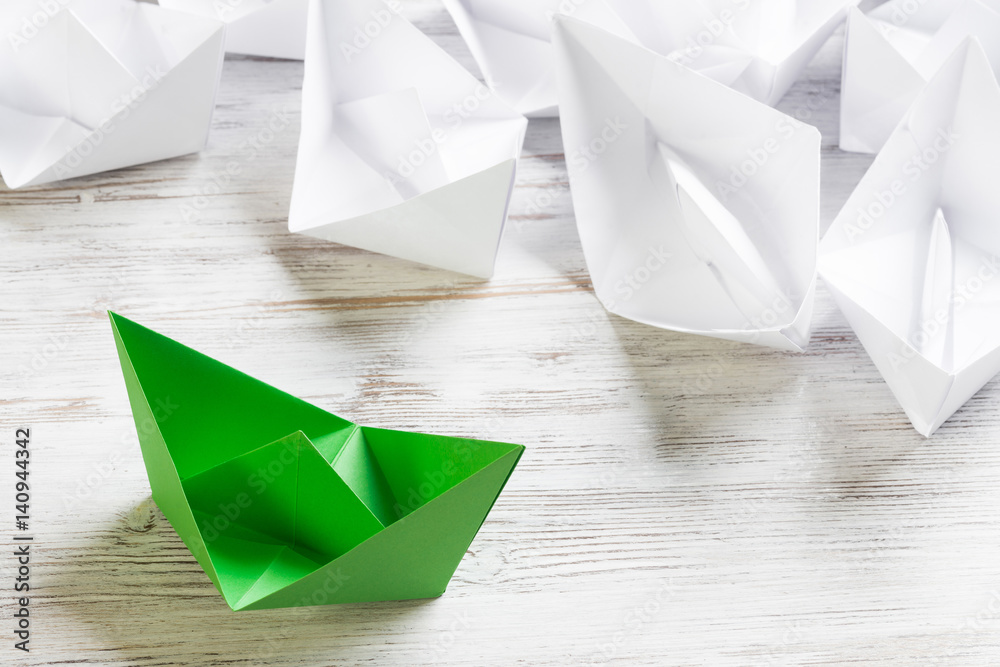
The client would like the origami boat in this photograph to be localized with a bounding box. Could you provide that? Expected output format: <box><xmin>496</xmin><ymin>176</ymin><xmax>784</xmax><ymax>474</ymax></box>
<box><xmin>109</xmin><ymin>312</ymin><xmax>524</xmax><ymax>610</ymax></box>
<box><xmin>0</xmin><ymin>0</ymin><xmax>225</xmax><ymax>188</ymax></box>
<box><xmin>822</xmin><ymin>39</ymin><xmax>1000</xmax><ymax>436</ymax></box>
<box><xmin>289</xmin><ymin>0</ymin><xmax>527</xmax><ymax>278</ymax></box>
<box><xmin>552</xmin><ymin>16</ymin><xmax>820</xmax><ymax>351</ymax></box>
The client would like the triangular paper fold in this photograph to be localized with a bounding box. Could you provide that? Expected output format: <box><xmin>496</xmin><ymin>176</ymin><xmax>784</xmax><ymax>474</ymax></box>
<box><xmin>108</xmin><ymin>312</ymin><xmax>524</xmax><ymax>610</ymax></box>
<box><xmin>288</xmin><ymin>0</ymin><xmax>527</xmax><ymax>278</ymax></box>
<box><xmin>553</xmin><ymin>16</ymin><xmax>820</xmax><ymax>351</ymax></box>
<box><xmin>840</xmin><ymin>0</ymin><xmax>1000</xmax><ymax>153</ymax></box>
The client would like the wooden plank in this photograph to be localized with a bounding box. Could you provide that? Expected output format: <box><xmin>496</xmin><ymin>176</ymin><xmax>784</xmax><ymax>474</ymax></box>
<box><xmin>2</xmin><ymin>2</ymin><xmax>999</xmax><ymax>664</ymax></box>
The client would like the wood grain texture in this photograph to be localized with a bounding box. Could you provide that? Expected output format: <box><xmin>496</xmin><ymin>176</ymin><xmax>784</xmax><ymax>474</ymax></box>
<box><xmin>3</xmin><ymin>1</ymin><xmax>1000</xmax><ymax>665</ymax></box>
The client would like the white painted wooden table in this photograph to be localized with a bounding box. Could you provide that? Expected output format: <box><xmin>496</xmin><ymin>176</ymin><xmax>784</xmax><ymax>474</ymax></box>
<box><xmin>4</xmin><ymin>2</ymin><xmax>1000</xmax><ymax>665</ymax></box>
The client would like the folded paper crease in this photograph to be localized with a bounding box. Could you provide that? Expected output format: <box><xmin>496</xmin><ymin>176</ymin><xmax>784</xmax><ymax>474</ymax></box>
<box><xmin>553</xmin><ymin>15</ymin><xmax>819</xmax><ymax>351</ymax></box>
<box><xmin>822</xmin><ymin>38</ymin><xmax>1000</xmax><ymax>435</ymax></box>
<box><xmin>840</xmin><ymin>0</ymin><xmax>1000</xmax><ymax>153</ymax></box>
<box><xmin>288</xmin><ymin>0</ymin><xmax>527</xmax><ymax>278</ymax></box>
<box><xmin>0</xmin><ymin>0</ymin><xmax>225</xmax><ymax>188</ymax></box>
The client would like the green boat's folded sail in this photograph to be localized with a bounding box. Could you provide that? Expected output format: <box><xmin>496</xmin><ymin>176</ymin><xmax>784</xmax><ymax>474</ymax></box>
<box><xmin>108</xmin><ymin>312</ymin><xmax>524</xmax><ymax>611</ymax></box>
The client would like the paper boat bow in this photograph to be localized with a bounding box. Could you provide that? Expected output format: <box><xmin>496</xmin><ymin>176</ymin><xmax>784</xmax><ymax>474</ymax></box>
<box><xmin>0</xmin><ymin>0</ymin><xmax>225</xmax><ymax>189</ymax></box>
<box><xmin>109</xmin><ymin>312</ymin><xmax>524</xmax><ymax>610</ymax></box>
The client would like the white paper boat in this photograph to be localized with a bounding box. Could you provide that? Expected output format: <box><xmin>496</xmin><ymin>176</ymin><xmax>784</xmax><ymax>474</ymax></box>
<box><xmin>288</xmin><ymin>0</ymin><xmax>527</xmax><ymax>278</ymax></box>
<box><xmin>822</xmin><ymin>38</ymin><xmax>1000</xmax><ymax>435</ymax></box>
<box><xmin>552</xmin><ymin>15</ymin><xmax>820</xmax><ymax>351</ymax></box>
<box><xmin>0</xmin><ymin>0</ymin><xmax>225</xmax><ymax>189</ymax></box>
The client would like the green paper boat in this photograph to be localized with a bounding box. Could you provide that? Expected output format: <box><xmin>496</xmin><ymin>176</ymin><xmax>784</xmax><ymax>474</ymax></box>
<box><xmin>108</xmin><ymin>312</ymin><xmax>524</xmax><ymax>611</ymax></box>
